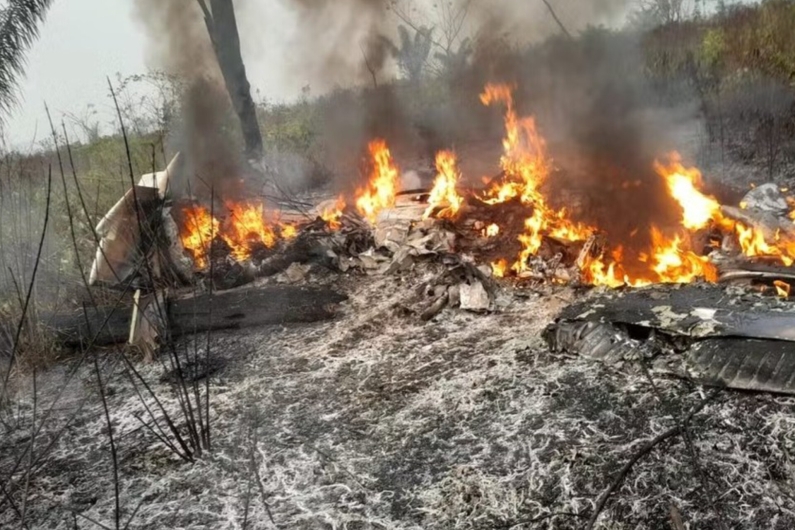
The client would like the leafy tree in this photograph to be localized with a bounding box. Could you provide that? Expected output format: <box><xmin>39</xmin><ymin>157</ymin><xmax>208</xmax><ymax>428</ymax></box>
<box><xmin>434</xmin><ymin>37</ymin><xmax>473</xmax><ymax>76</ymax></box>
<box><xmin>0</xmin><ymin>0</ymin><xmax>54</xmax><ymax>122</ymax></box>
<box><xmin>382</xmin><ymin>24</ymin><xmax>434</xmax><ymax>81</ymax></box>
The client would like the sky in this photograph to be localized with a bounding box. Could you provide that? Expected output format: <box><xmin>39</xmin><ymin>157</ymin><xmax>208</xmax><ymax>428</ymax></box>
<box><xmin>4</xmin><ymin>0</ymin><xmax>302</xmax><ymax>150</ymax></box>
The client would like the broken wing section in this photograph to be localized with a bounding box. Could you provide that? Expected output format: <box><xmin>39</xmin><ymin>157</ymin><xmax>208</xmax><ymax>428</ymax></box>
<box><xmin>89</xmin><ymin>154</ymin><xmax>183</xmax><ymax>287</ymax></box>
<box><xmin>547</xmin><ymin>285</ymin><xmax>795</xmax><ymax>395</ymax></box>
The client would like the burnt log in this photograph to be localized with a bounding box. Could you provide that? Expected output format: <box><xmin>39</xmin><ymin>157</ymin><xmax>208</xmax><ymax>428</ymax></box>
<box><xmin>44</xmin><ymin>285</ymin><xmax>347</xmax><ymax>348</ymax></box>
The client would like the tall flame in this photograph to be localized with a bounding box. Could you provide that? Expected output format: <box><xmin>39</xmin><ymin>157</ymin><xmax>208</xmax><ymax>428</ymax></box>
<box><xmin>179</xmin><ymin>205</ymin><xmax>219</xmax><ymax>270</ymax></box>
<box><xmin>481</xmin><ymin>83</ymin><xmax>594</xmax><ymax>273</ymax></box>
<box><xmin>356</xmin><ymin>139</ymin><xmax>400</xmax><ymax>224</ymax></box>
<box><xmin>480</xmin><ymin>83</ymin><xmax>549</xmax><ymax>206</ymax></box>
<box><xmin>424</xmin><ymin>150</ymin><xmax>464</xmax><ymax>219</ymax></box>
<box><xmin>655</xmin><ymin>154</ymin><xmax>722</xmax><ymax>230</ymax></box>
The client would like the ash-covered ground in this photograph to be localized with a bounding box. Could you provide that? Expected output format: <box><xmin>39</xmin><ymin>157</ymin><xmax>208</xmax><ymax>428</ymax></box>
<box><xmin>3</xmin><ymin>268</ymin><xmax>795</xmax><ymax>529</ymax></box>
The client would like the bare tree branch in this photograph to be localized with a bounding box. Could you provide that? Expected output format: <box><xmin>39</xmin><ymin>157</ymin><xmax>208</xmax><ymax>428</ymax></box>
<box><xmin>540</xmin><ymin>0</ymin><xmax>572</xmax><ymax>39</ymax></box>
<box><xmin>359</xmin><ymin>43</ymin><xmax>378</xmax><ymax>89</ymax></box>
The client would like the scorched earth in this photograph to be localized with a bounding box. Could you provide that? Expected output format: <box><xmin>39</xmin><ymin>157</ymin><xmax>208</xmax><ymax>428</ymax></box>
<box><xmin>4</xmin><ymin>268</ymin><xmax>795</xmax><ymax>530</ymax></box>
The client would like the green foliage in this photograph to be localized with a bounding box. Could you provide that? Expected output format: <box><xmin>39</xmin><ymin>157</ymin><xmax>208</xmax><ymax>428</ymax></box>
<box><xmin>381</xmin><ymin>25</ymin><xmax>435</xmax><ymax>81</ymax></box>
<box><xmin>434</xmin><ymin>37</ymin><xmax>473</xmax><ymax>77</ymax></box>
<box><xmin>700</xmin><ymin>28</ymin><xmax>726</xmax><ymax>68</ymax></box>
<box><xmin>0</xmin><ymin>0</ymin><xmax>54</xmax><ymax>122</ymax></box>
<box><xmin>259</xmin><ymin>100</ymin><xmax>318</xmax><ymax>154</ymax></box>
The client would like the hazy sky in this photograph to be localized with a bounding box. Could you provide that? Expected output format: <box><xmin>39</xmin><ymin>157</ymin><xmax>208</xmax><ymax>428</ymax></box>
<box><xmin>4</xmin><ymin>0</ymin><xmax>302</xmax><ymax>150</ymax></box>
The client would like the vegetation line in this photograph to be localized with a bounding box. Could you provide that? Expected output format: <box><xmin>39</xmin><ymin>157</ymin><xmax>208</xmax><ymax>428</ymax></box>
<box><xmin>0</xmin><ymin>166</ymin><xmax>52</xmax><ymax>402</ymax></box>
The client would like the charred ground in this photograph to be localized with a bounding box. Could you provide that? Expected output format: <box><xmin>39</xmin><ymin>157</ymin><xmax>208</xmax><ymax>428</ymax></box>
<box><xmin>3</xmin><ymin>269</ymin><xmax>795</xmax><ymax>529</ymax></box>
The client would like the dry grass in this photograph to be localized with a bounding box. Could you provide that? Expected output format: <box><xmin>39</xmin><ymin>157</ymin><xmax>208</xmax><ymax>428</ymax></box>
<box><xmin>1</xmin><ymin>269</ymin><xmax>794</xmax><ymax>529</ymax></box>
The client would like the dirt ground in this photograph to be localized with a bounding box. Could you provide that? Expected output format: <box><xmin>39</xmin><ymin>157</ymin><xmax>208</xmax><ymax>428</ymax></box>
<box><xmin>2</xmin><ymin>265</ymin><xmax>795</xmax><ymax>530</ymax></box>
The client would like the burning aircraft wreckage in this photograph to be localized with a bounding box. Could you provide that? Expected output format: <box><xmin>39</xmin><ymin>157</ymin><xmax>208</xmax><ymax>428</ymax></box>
<box><xmin>77</xmin><ymin>83</ymin><xmax>795</xmax><ymax>395</ymax></box>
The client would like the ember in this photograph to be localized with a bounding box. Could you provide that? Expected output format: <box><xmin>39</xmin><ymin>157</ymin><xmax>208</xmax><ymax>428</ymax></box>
<box><xmin>774</xmin><ymin>280</ymin><xmax>791</xmax><ymax>298</ymax></box>
<box><xmin>491</xmin><ymin>259</ymin><xmax>508</xmax><ymax>278</ymax></box>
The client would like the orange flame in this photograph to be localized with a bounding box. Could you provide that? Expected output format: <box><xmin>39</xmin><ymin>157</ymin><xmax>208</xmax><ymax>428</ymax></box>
<box><xmin>221</xmin><ymin>202</ymin><xmax>278</xmax><ymax>262</ymax></box>
<box><xmin>735</xmin><ymin>223</ymin><xmax>794</xmax><ymax>266</ymax></box>
<box><xmin>491</xmin><ymin>259</ymin><xmax>508</xmax><ymax>278</ymax></box>
<box><xmin>356</xmin><ymin>139</ymin><xmax>400</xmax><ymax>224</ymax></box>
<box><xmin>280</xmin><ymin>224</ymin><xmax>298</xmax><ymax>240</ymax></box>
<box><xmin>481</xmin><ymin>83</ymin><xmax>594</xmax><ymax>273</ymax></box>
<box><xmin>424</xmin><ymin>150</ymin><xmax>464</xmax><ymax>219</ymax></box>
<box><xmin>649</xmin><ymin>228</ymin><xmax>718</xmax><ymax>284</ymax></box>
<box><xmin>480</xmin><ymin>83</ymin><xmax>549</xmax><ymax>206</ymax></box>
<box><xmin>179</xmin><ymin>205</ymin><xmax>219</xmax><ymax>270</ymax></box>
<box><xmin>320</xmin><ymin>196</ymin><xmax>346</xmax><ymax>230</ymax></box>
<box><xmin>774</xmin><ymin>280</ymin><xmax>791</xmax><ymax>298</ymax></box>
<box><xmin>581</xmin><ymin>228</ymin><xmax>716</xmax><ymax>287</ymax></box>
<box><xmin>657</xmin><ymin>153</ymin><xmax>795</xmax><ymax>266</ymax></box>
<box><xmin>655</xmin><ymin>154</ymin><xmax>722</xmax><ymax>230</ymax></box>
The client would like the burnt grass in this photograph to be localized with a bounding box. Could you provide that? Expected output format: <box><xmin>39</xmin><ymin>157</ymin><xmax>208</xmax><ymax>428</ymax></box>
<box><xmin>2</xmin><ymin>271</ymin><xmax>795</xmax><ymax>529</ymax></box>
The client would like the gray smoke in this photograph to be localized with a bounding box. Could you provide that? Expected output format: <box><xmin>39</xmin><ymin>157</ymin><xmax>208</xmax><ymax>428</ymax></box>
<box><xmin>131</xmin><ymin>0</ymin><xmax>244</xmax><ymax>199</ymax></box>
<box><xmin>277</xmin><ymin>0</ymin><xmax>392</xmax><ymax>91</ymax></box>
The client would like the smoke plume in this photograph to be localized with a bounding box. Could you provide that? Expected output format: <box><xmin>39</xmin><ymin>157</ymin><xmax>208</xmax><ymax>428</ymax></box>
<box><xmin>277</xmin><ymin>0</ymin><xmax>392</xmax><ymax>92</ymax></box>
<box><xmin>131</xmin><ymin>0</ymin><xmax>244</xmax><ymax>199</ymax></box>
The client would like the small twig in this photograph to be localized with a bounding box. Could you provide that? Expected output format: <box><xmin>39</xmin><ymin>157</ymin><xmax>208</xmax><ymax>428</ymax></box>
<box><xmin>252</xmin><ymin>456</ymin><xmax>278</xmax><ymax>528</ymax></box>
<box><xmin>586</xmin><ymin>389</ymin><xmax>720</xmax><ymax>530</ymax></box>
<box><xmin>18</xmin><ymin>367</ymin><xmax>36</xmax><ymax>528</ymax></box>
<box><xmin>203</xmin><ymin>186</ymin><xmax>215</xmax><ymax>451</ymax></box>
<box><xmin>539</xmin><ymin>0</ymin><xmax>572</xmax><ymax>39</ymax></box>
<box><xmin>89</xmin><ymin>333</ymin><xmax>120</xmax><ymax>530</ymax></box>
<box><xmin>74</xmin><ymin>511</ymin><xmax>113</xmax><ymax>530</ymax></box>
<box><xmin>495</xmin><ymin>511</ymin><xmax>585</xmax><ymax>529</ymax></box>
<box><xmin>638</xmin><ymin>360</ymin><xmax>727</xmax><ymax>529</ymax></box>
<box><xmin>0</xmin><ymin>165</ymin><xmax>52</xmax><ymax>402</ymax></box>
<box><xmin>359</xmin><ymin>43</ymin><xmax>378</xmax><ymax>89</ymax></box>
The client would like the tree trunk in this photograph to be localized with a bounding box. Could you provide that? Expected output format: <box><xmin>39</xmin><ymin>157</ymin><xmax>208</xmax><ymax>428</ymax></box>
<box><xmin>45</xmin><ymin>284</ymin><xmax>347</xmax><ymax>348</ymax></box>
<box><xmin>204</xmin><ymin>0</ymin><xmax>263</xmax><ymax>161</ymax></box>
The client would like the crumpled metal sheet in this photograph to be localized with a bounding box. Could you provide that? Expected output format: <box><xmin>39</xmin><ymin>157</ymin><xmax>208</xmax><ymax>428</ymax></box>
<box><xmin>549</xmin><ymin>285</ymin><xmax>795</xmax><ymax>395</ymax></box>
<box><xmin>559</xmin><ymin>285</ymin><xmax>795</xmax><ymax>342</ymax></box>
<box><xmin>688</xmin><ymin>339</ymin><xmax>795</xmax><ymax>394</ymax></box>
<box><xmin>544</xmin><ymin>320</ymin><xmax>651</xmax><ymax>365</ymax></box>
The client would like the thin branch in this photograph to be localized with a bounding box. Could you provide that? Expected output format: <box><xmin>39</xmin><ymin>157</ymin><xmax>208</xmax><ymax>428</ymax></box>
<box><xmin>586</xmin><ymin>389</ymin><xmax>721</xmax><ymax>530</ymax></box>
<box><xmin>46</xmin><ymin>105</ymin><xmax>96</xmax><ymax>306</ymax></box>
<box><xmin>540</xmin><ymin>0</ymin><xmax>572</xmax><ymax>40</ymax></box>
<box><xmin>91</xmin><ymin>350</ymin><xmax>120</xmax><ymax>530</ymax></box>
<box><xmin>195</xmin><ymin>0</ymin><xmax>212</xmax><ymax>25</ymax></box>
<box><xmin>359</xmin><ymin>43</ymin><xmax>378</xmax><ymax>89</ymax></box>
<box><xmin>0</xmin><ymin>164</ymin><xmax>52</xmax><ymax>401</ymax></box>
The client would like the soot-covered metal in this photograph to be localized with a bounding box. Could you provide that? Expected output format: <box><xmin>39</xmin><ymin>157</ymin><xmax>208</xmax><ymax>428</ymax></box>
<box><xmin>545</xmin><ymin>284</ymin><xmax>795</xmax><ymax>394</ymax></box>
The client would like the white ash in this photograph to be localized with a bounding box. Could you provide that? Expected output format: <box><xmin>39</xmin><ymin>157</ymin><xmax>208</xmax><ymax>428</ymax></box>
<box><xmin>1</xmin><ymin>273</ymin><xmax>795</xmax><ymax>529</ymax></box>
